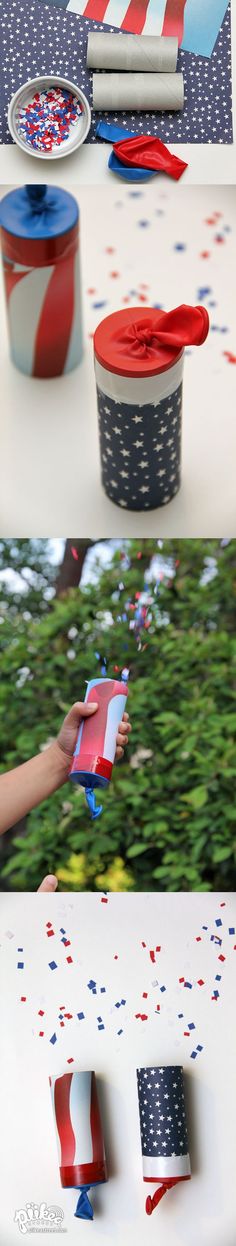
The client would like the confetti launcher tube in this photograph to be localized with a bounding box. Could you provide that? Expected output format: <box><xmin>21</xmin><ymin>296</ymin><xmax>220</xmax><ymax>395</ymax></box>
<box><xmin>93</xmin><ymin>72</ymin><xmax>184</xmax><ymax>112</ymax></box>
<box><xmin>94</xmin><ymin>304</ymin><xmax>209</xmax><ymax>512</ymax></box>
<box><xmin>87</xmin><ymin>33</ymin><xmax>178</xmax><ymax>73</ymax></box>
<box><xmin>49</xmin><ymin>1071</ymin><xmax>107</xmax><ymax>1220</ymax></box>
<box><xmin>137</xmin><ymin>1065</ymin><xmax>191</xmax><ymax>1216</ymax></box>
<box><xmin>0</xmin><ymin>184</ymin><xmax>83</xmax><ymax>378</ymax></box>
<box><xmin>70</xmin><ymin>677</ymin><xmax>128</xmax><ymax>817</ymax></box>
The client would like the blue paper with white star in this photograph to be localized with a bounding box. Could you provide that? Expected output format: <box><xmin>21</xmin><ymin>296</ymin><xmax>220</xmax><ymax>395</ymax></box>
<box><xmin>0</xmin><ymin>0</ymin><xmax>232</xmax><ymax>146</ymax></box>
<box><xmin>137</xmin><ymin>1066</ymin><xmax>189</xmax><ymax>1161</ymax></box>
<box><xmin>97</xmin><ymin>382</ymin><xmax>182</xmax><ymax>510</ymax></box>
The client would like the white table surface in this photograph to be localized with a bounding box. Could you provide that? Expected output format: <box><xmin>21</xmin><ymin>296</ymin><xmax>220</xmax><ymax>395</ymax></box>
<box><xmin>0</xmin><ymin>182</ymin><xmax>235</xmax><ymax>537</ymax></box>
<box><xmin>0</xmin><ymin>891</ymin><xmax>235</xmax><ymax>1246</ymax></box>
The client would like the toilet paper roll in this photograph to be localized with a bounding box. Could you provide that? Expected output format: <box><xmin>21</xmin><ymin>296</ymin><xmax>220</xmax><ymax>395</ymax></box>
<box><xmin>87</xmin><ymin>33</ymin><xmax>178</xmax><ymax>74</ymax></box>
<box><xmin>93</xmin><ymin>73</ymin><xmax>184</xmax><ymax>113</ymax></box>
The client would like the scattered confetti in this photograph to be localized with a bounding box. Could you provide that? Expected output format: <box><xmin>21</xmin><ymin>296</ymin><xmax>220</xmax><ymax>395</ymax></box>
<box><xmin>12</xmin><ymin>902</ymin><xmax>235</xmax><ymax>1076</ymax></box>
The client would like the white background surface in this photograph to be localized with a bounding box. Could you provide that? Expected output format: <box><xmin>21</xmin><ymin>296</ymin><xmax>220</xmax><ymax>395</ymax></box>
<box><xmin>0</xmin><ymin>182</ymin><xmax>235</xmax><ymax>537</ymax></box>
<box><xmin>0</xmin><ymin>0</ymin><xmax>235</xmax><ymax>186</ymax></box>
<box><xmin>0</xmin><ymin>891</ymin><xmax>235</xmax><ymax>1246</ymax></box>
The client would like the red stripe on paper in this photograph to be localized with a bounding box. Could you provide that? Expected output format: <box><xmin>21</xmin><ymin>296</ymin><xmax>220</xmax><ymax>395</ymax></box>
<box><xmin>121</xmin><ymin>0</ymin><xmax>150</xmax><ymax>34</ymax></box>
<box><xmin>162</xmin><ymin>0</ymin><xmax>187</xmax><ymax>43</ymax></box>
<box><xmin>83</xmin><ymin>0</ymin><xmax>109</xmax><ymax>18</ymax></box>
<box><xmin>1</xmin><ymin>224</ymin><xmax>78</xmax><ymax>269</ymax></box>
<box><xmin>76</xmin><ymin>682</ymin><xmax>115</xmax><ymax>761</ymax></box>
<box><xmin>54</xmin><ymin>1074</ymin><xmax>75</xmax><ymax>1167</ymax></box>
<box><xmin>90</xmin><ymin>1072</ymin><xmax>104</xmax><ymax>1164</ymax></box>
<box><xmin>3</xmin><ymin>268</ymin><xmax>31</xmax><ymax>302</ymax></box>
<box><xmin>33</xmin><ymin>253</ymin><xmax>75</xmax><ymax>378</ymax></box>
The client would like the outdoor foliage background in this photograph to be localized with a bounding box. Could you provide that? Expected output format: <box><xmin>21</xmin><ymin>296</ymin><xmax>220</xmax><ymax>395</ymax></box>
<box><xmin>0</xmin><ymin>538</ymin><xmax>235</xmax><ymax>892</ymax></box>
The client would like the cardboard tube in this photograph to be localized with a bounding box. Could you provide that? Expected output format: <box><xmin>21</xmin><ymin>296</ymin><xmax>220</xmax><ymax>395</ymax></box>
<box><xmin>87</xmin><ymin>33</ymin><xmax>178</xmax><ymax>74</ymax></box>
<box><xmin>93</xmin><ymin>72</ymin><xmax>184</xmax><ymax>113</ymax></box>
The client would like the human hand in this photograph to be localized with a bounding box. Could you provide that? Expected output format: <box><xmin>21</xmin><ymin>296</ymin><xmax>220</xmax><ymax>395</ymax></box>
<box><xmin>53</xmin><ymin>701</ymin><xmax>131</xmax><ymax>777</ymax></box>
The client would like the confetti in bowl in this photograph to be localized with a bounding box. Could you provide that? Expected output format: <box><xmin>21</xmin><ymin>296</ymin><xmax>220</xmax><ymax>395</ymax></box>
<box><xmin>8</xmin><ymin>75</ymin><xmax>91</xmax><ymax>160</ymax></box>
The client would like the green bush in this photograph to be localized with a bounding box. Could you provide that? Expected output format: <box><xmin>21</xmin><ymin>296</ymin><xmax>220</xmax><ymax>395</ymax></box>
<box><xmin>0</xmin><ymin>539</ymin><xmax>235</xmax><ymax>891</ymax></box>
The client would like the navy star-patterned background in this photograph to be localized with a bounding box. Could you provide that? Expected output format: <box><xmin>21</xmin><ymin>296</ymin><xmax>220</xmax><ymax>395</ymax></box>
<box><xmin>137</xmin><ymin>1066</ymin><xmax>189</xmax><ymax>1159</ymax></box>
<box><xmin>0</xmin><ymin>0</ymin><xmax>232</xmax><ymax>145</ymax></box>
<box><xmin>97</xmin><ymin>380</ymin><xmax>182</xmax><ymax>510</ymax></box>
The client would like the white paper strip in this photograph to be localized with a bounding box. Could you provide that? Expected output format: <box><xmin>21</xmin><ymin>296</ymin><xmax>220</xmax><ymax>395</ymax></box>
<box><xmin>94</xmin><ymin>354</ymin><xmax>184</xmax><ymax>406</ymax></box>
<box><xmin>87</xmin><ymin>33</ymin><xmax>178</xmax><ymax>74</ymax></box>
<box><xmin>93</xmin><ymin>72</ymin><xmax>184</xmax><ymax>112</ymax></box>
<box><xmin>143</xmin><ymin>1154</ymin><xmax>191</xmax><ymax>1179</ymax></box>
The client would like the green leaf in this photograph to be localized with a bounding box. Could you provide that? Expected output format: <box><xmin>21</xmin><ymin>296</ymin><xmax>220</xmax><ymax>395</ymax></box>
<box><xmin>127</xmin><ymin>843</ymin><xmax>150</xmax><ymax>858</ymax></box>
<box><xmin>212</xmin><ymin>846</ymin><xmax>234</xmax><ymax>863</ymax></box>
<box><xmin>181</xmin><ymin>786</ymin><xmax>208</xmax><ymax>810</ymax></box>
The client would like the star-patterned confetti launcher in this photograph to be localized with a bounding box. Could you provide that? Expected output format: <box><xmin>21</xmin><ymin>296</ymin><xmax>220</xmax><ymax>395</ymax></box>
<box><xmin>137</xmin><ymin>1065</ymin><xmax>191</xmax><ymax>1215</ymax></box>
<box><xmin>94</xmin><ymin>304</ymin><xmax>209</xmax><ymax>511</ymax></box>
<box><xmin>70</xmin><ymin>677</ymin><xmax>128</xmax><ymax>818</ymax></box>
<box><xmin>0</xmin><ymin>184</ymin><xmax>83</xmax><ymax>378</ymax></box>
<box><xmin>49</xmin><ymin>1070</ymin><xmax>107</xmax><ymax>1220</ymax></box>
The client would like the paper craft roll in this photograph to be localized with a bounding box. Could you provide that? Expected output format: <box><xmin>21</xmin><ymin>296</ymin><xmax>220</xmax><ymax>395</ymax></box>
<box><xmin>93</xmin><ymin>304</ymin><xmax>209</xmax><ymax>512</ymax></box>
<box><xmin>87</xmin><ymin>33</ymin><xmax>178</xmax><ymax>74</ymax></box>
<box><xmin>0</xmin><ymin>184</ymin><xmax>83</xmax><ymax>378</ymax></box>
<box><xmin>49</xmin><ymin>1070</ymin><xmax>107</xmax><ymax>1220</ymax></box>
<box><xmin>137</xmin><ymin>1065</ymin><xmax>191</xmax><ymax>1215</ymax></box>
<box><xmin>93</xmin><ymin>72</ymin><xmax>184</xmax><ymax>113</ymax></box>
<box><xmin>70</xmin><ymin>677</ymin><xmax>128</xmax><ymax>818</ymax></box>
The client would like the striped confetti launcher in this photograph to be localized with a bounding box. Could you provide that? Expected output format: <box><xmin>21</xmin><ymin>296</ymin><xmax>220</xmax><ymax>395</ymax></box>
<box><xmin>49</xmin><ymin>1071</ymin><xmax>107</xmax><ymax>1220</ymax></box>
<box><xmin>0</xmin><ymin>185</ymin><xmax>83</xmax><ymax>378</ymax></box>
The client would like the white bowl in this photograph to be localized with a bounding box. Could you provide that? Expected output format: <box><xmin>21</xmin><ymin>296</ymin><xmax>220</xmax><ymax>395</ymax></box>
<box><xmin>8</xmin><ymin>74</ymin><xmax>91</xmax><ymax>160</ymax></box>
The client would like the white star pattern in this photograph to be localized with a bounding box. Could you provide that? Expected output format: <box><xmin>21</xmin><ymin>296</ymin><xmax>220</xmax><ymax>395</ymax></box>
<box><xmin>137</xmin><ymin>1067</ymin><xmax>189</xmax><ymax>1163</ymax></box>
<box><xmin>97</xmin><ymin>381</ymin><xmax>182</xmax><ymax>511</ymax></box>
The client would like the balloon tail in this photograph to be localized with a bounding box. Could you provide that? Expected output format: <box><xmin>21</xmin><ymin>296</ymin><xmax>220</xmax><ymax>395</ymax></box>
<box><xmin>146</xmin><ymin>1183</ymin><xmax>170</xmax><ymax>1215</ymax></box>
<box><xmin>75</xmin><ymin>1188</ymin><xmax>93</xmax><ymax>1220</ymax></box>
<box><xmin>85</xmin><ymin>787</ymin><xmax>103</xmax><ymax>820</ymax></box>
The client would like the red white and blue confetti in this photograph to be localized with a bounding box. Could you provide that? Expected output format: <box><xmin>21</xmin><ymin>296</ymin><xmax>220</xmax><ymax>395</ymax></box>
<box><xmin>5</xmin><ymin>897</ymin><xmax>235</xmax><ymax>1067</ymax></box>
<box><xmin>16</xmin><ymin>86</ymin><xmax>82</xmax><ymax>152</ymax></box>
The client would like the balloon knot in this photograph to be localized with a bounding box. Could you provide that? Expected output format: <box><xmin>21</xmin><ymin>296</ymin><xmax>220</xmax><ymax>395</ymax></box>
<box><xmin>75</xmin><ymin>1188</ymin><xmax>93</xmax><ymax>1220</ymax></box>
<box><xmin>85</xmin><ymin>787</ymin><xmax>103</xmax><ymax>820</ymax></box>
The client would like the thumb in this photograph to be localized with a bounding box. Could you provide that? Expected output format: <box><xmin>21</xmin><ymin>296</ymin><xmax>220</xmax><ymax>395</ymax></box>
<box><xmin>57</xmin><ymin>701</ymin><xmax>99</xmax><ymax>759</ymax></box>
<box><xmin>64</xmin><ymin>701</ymin><xmax>98</xmax><ymax>727</ymax></box>
<box><xmin>38</xmin><ymin>875</ymin><xmax>58</xmax><ymax>892</ymax></box>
